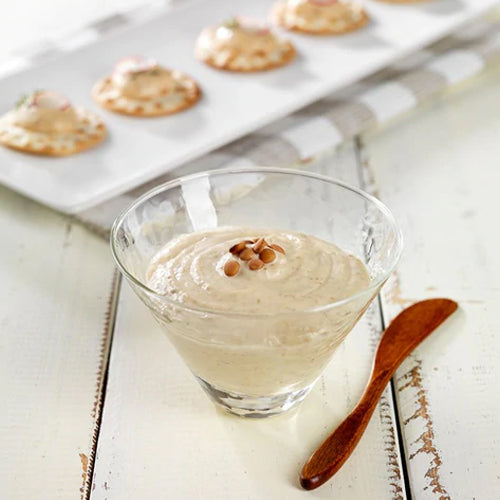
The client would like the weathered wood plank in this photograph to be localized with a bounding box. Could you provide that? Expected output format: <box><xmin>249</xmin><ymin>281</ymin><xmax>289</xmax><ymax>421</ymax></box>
<box><xmin>0</xmin><ymin>187</ymin><xmax>118</xmax><ymax>499</ymax></box>
<box><xmin>91</xmin><ymin>141</ymin><xmax>407</xmax><ymax>499</ymax></box>
<box><xmin>360</xmin><ymin>62</ymin><xmax>500</xmax><ymax>498</ymax></box>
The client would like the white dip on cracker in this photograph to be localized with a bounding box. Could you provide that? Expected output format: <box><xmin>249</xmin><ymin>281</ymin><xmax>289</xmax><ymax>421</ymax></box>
<box><xmin>272</xmin><ymin>0</ymin><xmax>369</xmax><ymax>35</ymax></box>
<box><xmin>0</xmin><ymin>90</ymin><xmax>106</xmax><ymax>156</ymax></box>
<box><xmin>195</xmin><ymin>17</ymin><xmax>296</xmax><ymax>72</ymax></box>
<box><xmin>92</xmin><ymin>56</ymin><xmax>201</xmax><ymax>116</ymax></box>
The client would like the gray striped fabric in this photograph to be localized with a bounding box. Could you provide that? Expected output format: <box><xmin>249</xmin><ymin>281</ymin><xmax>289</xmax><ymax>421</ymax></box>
<box><xmin>2</xmin><ymin>5</ymin><xmax>500</xmax><ymax>236</ymax></box>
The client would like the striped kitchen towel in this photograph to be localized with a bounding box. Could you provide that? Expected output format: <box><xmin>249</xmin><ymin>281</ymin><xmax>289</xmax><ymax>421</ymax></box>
<box><xmin>2</xmin><ymin>5</ymin><xmax>500</xmax><ymax>237</ymax></box>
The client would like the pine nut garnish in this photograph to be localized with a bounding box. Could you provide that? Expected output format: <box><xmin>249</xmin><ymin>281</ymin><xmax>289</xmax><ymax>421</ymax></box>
<box><xmin>253</xmin><ymin>238</ymin><xmax>267</xmax><ymax>253</ymax></box>
<box><xmin>248</xmin><ymin>258</ymin><xmax>264</xmax><ymax>271</ymax></box>
<box><xmin>224</xmin><ymin>260</ymin><xmax>240</xmax><ymax>277</ymax></box>
<box><xmin>260</xmin><ymin>248</ymin><xmax>276</xmax><ymax>263</ymax></box>
<box><xmin>239</xmin><ymin>248</ymin><xmax>255</xmax><ymax>261</ymax></box>
<box><xmin>229</xmin><ymin>241</ymin><xmax>247</xmax><ymax>255</ymax></box>
<box><xmin>225</xmin><ymin>237</ymin><xmax>284</xmax><ymax>275</ymax></box>
<box><xmin>270</xmin><ymin>243</ymin><xmax>285</xmax><ymax>255</ymax></box>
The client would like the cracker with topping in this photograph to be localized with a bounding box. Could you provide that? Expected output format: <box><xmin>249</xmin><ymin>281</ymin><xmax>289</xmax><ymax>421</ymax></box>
<box><xmin>0</xmin><ymin>90</ymin><xmax>106</xmax><ymax>156</ymax></box>
<box><xmin>272</xmin><ymin>0</ymin><xmax>369</xmax><ymax>35</ymax></box>
<box><xmin>195</xmin><ymin>17</ymin><xmax>296</xmax><ymax>72</ymax></box>
<box><xmin>375</xmin><ymin>0</ymin><xmax>431</xmax><ymax>3</ymax></box>
<box><xmin>92</xmin><ymin>56</ymin><xmax>201</xmax><ymax>117</ymax></box>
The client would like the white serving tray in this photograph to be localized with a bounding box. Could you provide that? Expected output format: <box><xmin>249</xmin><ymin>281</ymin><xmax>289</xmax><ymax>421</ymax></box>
<box><xmin>0</xmin><ymin>0</ymin><xmax>497</xmax><ymax>213</ymax></box>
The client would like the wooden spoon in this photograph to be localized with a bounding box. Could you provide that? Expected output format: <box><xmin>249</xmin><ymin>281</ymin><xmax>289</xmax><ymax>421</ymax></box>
<box><xmin>300</xmin><ymin>298</ymin><xmax>458</xmax><ymax>490</ymax></box>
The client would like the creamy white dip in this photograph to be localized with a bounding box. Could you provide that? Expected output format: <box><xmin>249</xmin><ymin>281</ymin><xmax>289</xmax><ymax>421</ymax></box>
<box><xmin>145</xmin><ymin>227</ymin><xmax>372</xmax><ymax>396</ymax></box>
<box><xmin>146</xmin><ymin>227</ymin><xmax>369</xmax><ymax>313</ymax></box>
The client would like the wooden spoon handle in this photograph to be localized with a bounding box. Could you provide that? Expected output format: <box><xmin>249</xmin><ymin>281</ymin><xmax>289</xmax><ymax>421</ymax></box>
<box><xmin>300</xmin><ymin>298</ymin><xmax>458</xmax><ymax>490</ymax></box>
<box><xmin>300</xmin><ymin>370</ymin><xmax>389</xmax><ymax>490</ymax></box>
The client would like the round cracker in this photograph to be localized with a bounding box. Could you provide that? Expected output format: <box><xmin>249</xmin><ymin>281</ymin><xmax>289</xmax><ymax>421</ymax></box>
<box><xmin>374</xmin><ymin>0</ymin><xmax>432</xmax><ymax>3</ymax></box>
<box><xmin>0</xmin><ymin>108</ymin><xmax>106</xmax><ymax>157</ymax></box>
<box><xmin>92</xmin><ymin>72</ymin><xmax>201</xmax><ymax>117</ymax></box>
<box><xmin>196</xmin><ymin>43</ymin><xmax>296</xmax><ymax>72</ymax></box>
<box><xmin>272</xmin><ymin>2</ymin><xmax>369</xmax><ymax>35</ymax></box>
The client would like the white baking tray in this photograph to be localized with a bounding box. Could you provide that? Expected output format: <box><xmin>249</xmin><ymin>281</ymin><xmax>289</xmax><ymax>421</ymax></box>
<box><xmin>0</xmin><ymin>0</ymin><xmax>497</xmax><ymax>213</ymax></box>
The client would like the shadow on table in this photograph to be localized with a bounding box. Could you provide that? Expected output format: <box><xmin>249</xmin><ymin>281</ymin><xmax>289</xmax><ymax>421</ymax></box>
<box><xmin>217</xmin><ymin>388</ymin><xmax>342</xmax><ymax>492</ymax></box>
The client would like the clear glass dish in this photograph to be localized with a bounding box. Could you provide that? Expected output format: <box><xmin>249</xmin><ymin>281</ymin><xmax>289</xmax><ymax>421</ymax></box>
<box><xmin>111</xmin><ymin>167</ymin><xmax>402</xmax><ymax>417</ymax></box>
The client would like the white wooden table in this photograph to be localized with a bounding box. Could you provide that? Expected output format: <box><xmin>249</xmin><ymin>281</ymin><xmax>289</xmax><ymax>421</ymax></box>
<box><xmin>2</xmin><ymin>6</ymin><xmax>500</xmax><ymax>498</ymax></box>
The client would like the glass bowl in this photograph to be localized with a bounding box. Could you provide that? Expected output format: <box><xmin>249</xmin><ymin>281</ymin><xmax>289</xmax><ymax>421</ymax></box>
<box><xmin>111</xmin><ymin>167</ymin><xmax>402</xmax><ymax>417</ymax></box>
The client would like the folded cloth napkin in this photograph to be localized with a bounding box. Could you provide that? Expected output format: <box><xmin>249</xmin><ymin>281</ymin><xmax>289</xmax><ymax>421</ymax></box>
<box><xmin>3</xmin><ymin>6</ymin><xmax>500</xmax><ymax>238</ymax></box>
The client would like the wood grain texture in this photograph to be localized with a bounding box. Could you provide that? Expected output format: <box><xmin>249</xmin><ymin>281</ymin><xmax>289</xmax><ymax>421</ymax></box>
<box><xmin>90</xmin><ymin>141</ymin><xmax>407</xmax><ymax>499</ymax></box>
<box><xmin>0</xmin><ymin>187</ymin><xmax>118</xmax><ymax>499</ymax></box>
<box><xmin>360</xmin><ymin>62</ymin><xmax>500</xmax><ymax>498</ymax></box>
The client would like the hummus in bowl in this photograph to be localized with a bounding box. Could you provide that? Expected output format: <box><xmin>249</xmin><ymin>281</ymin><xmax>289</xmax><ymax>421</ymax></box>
<box><xmin>111</xmin><ymin>167</ymin><xmax>402</xmax><ymax>417</ymax></box>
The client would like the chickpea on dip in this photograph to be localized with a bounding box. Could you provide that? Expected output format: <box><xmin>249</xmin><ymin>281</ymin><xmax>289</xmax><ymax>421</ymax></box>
<box><xmin>272</xmin><ymin>0</ymin><xmax>369</xmax><ymax>35</ymax></box>
<box><xmin>0</xmin><ymin>90</ymin><xmax>106</xmax><ymax>156</ymax></box>
<box><xmin>92</xmin><ymin>56</ymin><xmax>201</xmax><ymax>116</ymax></box>
<box><xmin>145</xmin><ymin>227</ymin><xmax>371</xmax><ymax>400</ymax></box>
<box><xmin>195</xmin><ymin>17</ymin><xmax>296</xmax><ymax>72</ymax></box>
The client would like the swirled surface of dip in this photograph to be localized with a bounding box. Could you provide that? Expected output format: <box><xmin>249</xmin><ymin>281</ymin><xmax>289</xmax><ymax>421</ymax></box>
<box><xmin>146</xmin><ymin>227</ymin><xmax>369</xmax><ymax>313</ymax></box>
<box><xmin>144</xmin><ymin>227</ymin><xmax>372</xmax><ymax>397</ymax></box>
